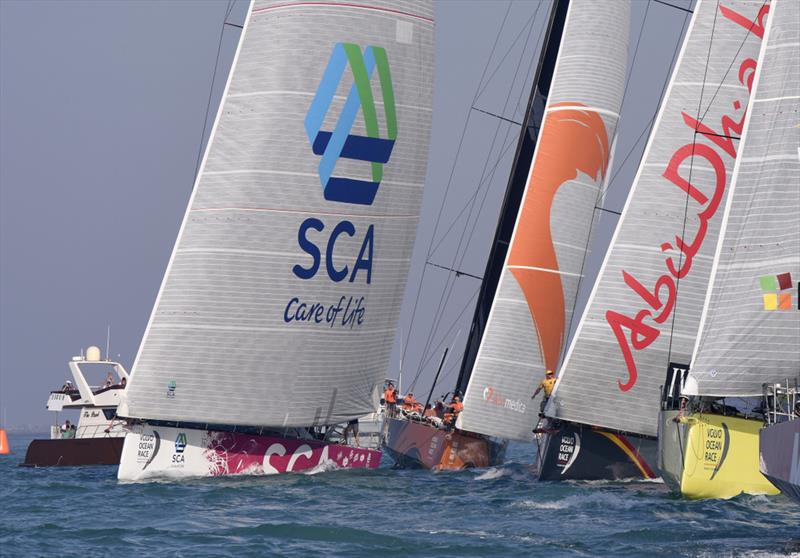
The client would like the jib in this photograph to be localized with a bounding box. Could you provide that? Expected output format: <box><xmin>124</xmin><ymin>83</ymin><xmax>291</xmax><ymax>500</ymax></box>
<box><xmin>293</xmin><ymin>218</ymin><xmax>374</xmax><ymax>283</ymax></box>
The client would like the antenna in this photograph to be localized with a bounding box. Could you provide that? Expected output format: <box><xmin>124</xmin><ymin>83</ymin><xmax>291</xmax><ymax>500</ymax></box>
<box><xmin>106</xmin><ymin>325</ymin><xmax>111</xmax><ymax>362</ymax></box>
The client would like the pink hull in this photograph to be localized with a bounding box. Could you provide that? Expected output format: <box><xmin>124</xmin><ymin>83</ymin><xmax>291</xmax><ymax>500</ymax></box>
<box><xmin>205</xmin><ymin>431</ymin><xmax>382</xmax><ymax>475</ymax></box>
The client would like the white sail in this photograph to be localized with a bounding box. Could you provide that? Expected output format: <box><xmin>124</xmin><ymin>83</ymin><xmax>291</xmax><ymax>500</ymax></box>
<box><xmin>685</xmin><ymin>0</ymin><xmax>799</xmax><ymax>397</ymax></box>
<box><xmin>457</xmin><ymin>0</ymin><xmax>630</xmax><ymax>441</ymax></box>
<box><xmin>548</xmin><ymin>0</ymin><xmax>769</xmax><ymax>437</ymax></box>
<box><xmin>118</xmin><ymin>0</ymin><xmax>434</xmax><ymax>428</ymax></box>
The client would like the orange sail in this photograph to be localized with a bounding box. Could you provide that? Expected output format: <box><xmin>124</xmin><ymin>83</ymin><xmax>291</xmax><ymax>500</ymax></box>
<box><xmin>508</xmin><ymin>103</ymin><xmax>609</xmax><ymax>373</ymax></box>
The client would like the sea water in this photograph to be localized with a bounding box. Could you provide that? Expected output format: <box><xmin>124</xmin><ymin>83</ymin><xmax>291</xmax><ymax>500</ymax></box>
<box><xmin>1</xmin><ymin>433</ymin><xmax>798</xmax><ymax>557</ymax></box>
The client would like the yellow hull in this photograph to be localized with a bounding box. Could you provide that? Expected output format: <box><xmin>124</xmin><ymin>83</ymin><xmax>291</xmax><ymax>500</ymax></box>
<box><xmin>660</xmin><ymin>412</ymin><xmax>779</xmax><ymax>499</ymax></box>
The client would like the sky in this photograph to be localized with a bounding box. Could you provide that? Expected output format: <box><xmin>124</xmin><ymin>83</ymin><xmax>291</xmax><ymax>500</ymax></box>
<box><xmin>0</xmin><ymin>0</ymin><xmax>693</xmax><ymax>430</ymax></box>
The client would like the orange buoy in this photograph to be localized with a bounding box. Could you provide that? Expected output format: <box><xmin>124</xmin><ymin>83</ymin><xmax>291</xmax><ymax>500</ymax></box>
<box><xmin>0</xmin><ymin>428</ymin><xmax>9</xmax><ymax>455</ymax></box>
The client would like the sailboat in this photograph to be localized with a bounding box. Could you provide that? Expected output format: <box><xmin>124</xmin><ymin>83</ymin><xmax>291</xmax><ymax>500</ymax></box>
<box><xmin>760</xmin><ymin>381</ymin><xmax>800</xmax><ymax>504</ymax></box>
<box><xmin>384</xmin><ymin>0</ymin><xmax>631</xmax><ymax>470</ymax></box>
<box><xmin>658</xmin><ymin>0</ymin><xmax>798</xmax><ymax>499</ymax></box>
<box><xmin>116</xmin><ymin>0</ymin><xmax>435</xmax><ymax>480</ymax></box>
<box><xmin>540</xmin><ymin>0</ymin><xmax>767</xmax><ymax>480</ymax></box>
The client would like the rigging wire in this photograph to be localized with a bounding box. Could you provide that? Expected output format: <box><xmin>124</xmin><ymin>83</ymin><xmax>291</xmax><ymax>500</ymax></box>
<box><xmin>666</xmin><ymin>0</ymin><xmax>720</xmax><ymax>364</ymax></box>
<box><xmin>192</xmin><ymin>0</ymin><xmax>238</xmax><ymax>181</ymax></box>
<box><xmin>410</xmin><ymin>3</ymin><xmax>543</xmax><ymax>391</ymax></box>
<box><xmin>399</xmin><ymin>1</ymin><xmax>514</xmax><ymax>376</ymax></box>
<box><xmin>666</xmin><ymin>0</ymin><xmax>768</xmax><ymax>365</ymax></box>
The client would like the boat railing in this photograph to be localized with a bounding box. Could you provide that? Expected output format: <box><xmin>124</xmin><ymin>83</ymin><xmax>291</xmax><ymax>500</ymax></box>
<box><xmin>76</xmin><ymin>423</ymin><xmax>125</xmax><ymax>439</ymax></box>
<box><xmin>763</xmin><ymin>378</ymin><xmax>799</xmax><ymax>426</ymax></box>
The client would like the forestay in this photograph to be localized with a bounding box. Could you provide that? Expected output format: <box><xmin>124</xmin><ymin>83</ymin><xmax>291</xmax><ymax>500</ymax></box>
<box><xmin>685</xmin><ymin>0</ymin><xmax>799</xmax><ymax>397</ymax></box>
<box><xmin>119</xmin><ymin>0</ymin><xmax>434</xmax><ymax>427</ymax></box>
<box><xmin>458</xmin><ymin>0</ymin><xmax>630</xmax><ymax>441</ymax></box>
<box><xmin>548</xmin><ymin>0</ymin><xmax>768</xmax><ymax>437</ymax></box>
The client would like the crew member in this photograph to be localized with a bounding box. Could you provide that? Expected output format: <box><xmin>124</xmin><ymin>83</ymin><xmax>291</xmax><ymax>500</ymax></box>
<box><xmin>444</xmin><ymin>396</ymin><xmax>463</xmax><ymax>428</ymax></box>
<box><xmin>402</xmin><ymin>392</ymin><xmax>419</xmax><ymax>413</ymax></box>
<box><xmin>384</xmin><ymin>383</ymin><xmax>397</xmax><ymax>417</ymax></box>
<box><xmin>343</xmin><ymin>418</ymin><xmax>360</xmax><ymax>447</ymax></box>
<box><xmin>532</xmin><ymin>369</ymin><xmax>556</xmax><ymax>416</ymax></box>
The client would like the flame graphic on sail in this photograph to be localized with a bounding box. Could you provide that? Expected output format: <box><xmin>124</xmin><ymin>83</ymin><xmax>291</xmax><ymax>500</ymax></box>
<box><xmin>508</xmin><ymin>103</ymin><xmax>610</xmax><ymax>373</ymax></box>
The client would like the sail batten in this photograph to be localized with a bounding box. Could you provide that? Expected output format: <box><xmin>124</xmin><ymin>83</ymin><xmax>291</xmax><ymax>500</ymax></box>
<box><xmin>119</xmin><ymin>0</ymin><xmax>434</xmax><ymax>428</ymax></box>
<box><xmin>457</xmin><ymin>0</ymin><xmax>631</xmax><ymax>442</ymax></box>
<box><xmin>548</xmin><ymin>0</ymin><xmax>769</xmax><ymax>437</ymax></box>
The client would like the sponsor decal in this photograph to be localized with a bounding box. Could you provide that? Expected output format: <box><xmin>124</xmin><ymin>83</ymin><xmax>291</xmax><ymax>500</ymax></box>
<box><xmin>482</xmin><ymin>386</ymin><xmax>526</xmax><ymax>414</ymax></box>
<box><xmin>607</xmin><ymin>3</ymin><xmax>769</xmax><ymax>392</ymax></box>
<box><xmin>556</xmin><ymin>433</ymin><xmax>580</xmax><ymax>475</ymax></box>
<box><xmin>136</xmin><ymin>432</ymin><xmax>160</xmax><ymax>471</ymax></box>
<box><xmin>305</xmin><ymin>42</ymin><xmax>397</xmax><ymax>205</ymax></box>
<box><xmin>507</xmin><ymin>103</ymin><xmax>611</xmax><ymax>376</ymax></box>
<box><xmin>175</xmin><ymin>433</ymin><xmax>187</xmax><ymax>453</ymax></box>
<box><xmin>172</xmin><ymin>432</ymin><xmax>187</xmax><ymax>466</ymax></box>
<box><xmin>704</xmin><ymin>422</ymin><xmax>730</xmax><ymax>480</ymax></box>
<box><xmin>166</xmin><ymin>380</ymin><xmax>176</xmax><ymax>399</ymax></box>
<box><xmin>284</xmin><ymin>42</ymin><xmax>398</xmax><ymax>330</ymax></box>
<box><xmin>759</xmin><ymin>272</ymin><xmax>797</xmax><ymax>311</ymax></box>
<box><xmin>200</xmin><ymin>432</ymin><xmax>379</xmax><ymax>476</ymax></box>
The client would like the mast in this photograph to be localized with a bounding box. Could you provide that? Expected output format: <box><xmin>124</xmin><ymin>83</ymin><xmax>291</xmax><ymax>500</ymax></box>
<box><xmin>455</xmin><ymin>0</ymin><xmax>569</xmax><ymax>396</ymax></box>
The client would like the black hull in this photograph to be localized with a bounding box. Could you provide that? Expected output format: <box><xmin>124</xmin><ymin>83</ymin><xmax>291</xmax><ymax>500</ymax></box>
<box><xmin>23</xmin><ymin>437</ymin><xmax>124</xmax><ymax>467</ymax></box>
<box><xmin>536</xmin><ymin>421</ymin><xmax>658</xmax><ymax>481</ymax></box>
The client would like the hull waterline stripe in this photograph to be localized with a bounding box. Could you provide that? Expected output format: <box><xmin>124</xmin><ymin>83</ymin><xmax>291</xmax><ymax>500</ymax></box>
<box><xmin>597</xmin><ymin>430</ymin><xmax>656</xmax><ymax>479</ymax></box>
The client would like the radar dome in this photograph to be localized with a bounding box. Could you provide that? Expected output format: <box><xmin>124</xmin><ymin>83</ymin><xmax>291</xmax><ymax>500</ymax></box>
<box><xmin>85</xmin><ymin>346</ymin><xmax>102</xmax><ymax>362</ymax></box>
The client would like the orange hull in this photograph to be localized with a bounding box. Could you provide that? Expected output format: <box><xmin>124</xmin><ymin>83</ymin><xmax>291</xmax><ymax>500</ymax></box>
<box><xmin>384</xmin><ymin>417</ymin><xmax>506</xmax><ymax>470</ymax></box>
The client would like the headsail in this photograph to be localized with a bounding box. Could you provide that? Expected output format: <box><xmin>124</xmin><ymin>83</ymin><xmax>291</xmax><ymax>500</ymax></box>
<box><xmin>457</xmin><ymin>0</ymin><xmax>630</xmax><ymax>441</ymax></box>
<box><xmin>549</xmin><ymin>0</ymin><xmax>768</xmax><ymax>437</ymax></box>
<box><xmin>685</xmin><ymin>0</ymin><xmax>799</xmax><ymax>397</ymax></box>
<box><xmin>118</xmin><ymin>0</ymin><xmax>435</xmax><ymax>428</ymax></box>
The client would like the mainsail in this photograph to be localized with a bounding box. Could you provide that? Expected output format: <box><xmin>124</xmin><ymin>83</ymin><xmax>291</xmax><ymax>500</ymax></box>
<box><xmin>118</xmin><ymin>0</ymin><xmax>435</xmax><ymax>427</ymax></box>
<box><xmin>457</xmin><ymin>0</ymin><xmax>630</xmax><ymax>441</ymax></box>
<box><xmin>549</xmin><ymin>0</ymin><xmax>768</xmax><ymax>437</ymax></box>
<box><xmin>684</xmin><ymin>0</ymin><xmax>799</xmax><ymax>397</ymax></box>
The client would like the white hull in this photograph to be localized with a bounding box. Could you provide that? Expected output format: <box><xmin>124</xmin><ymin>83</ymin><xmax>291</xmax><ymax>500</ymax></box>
<box><xmin>118</xmin><ymin>423</ymin><xmax>381</xmax><ymax>481</ymax></box>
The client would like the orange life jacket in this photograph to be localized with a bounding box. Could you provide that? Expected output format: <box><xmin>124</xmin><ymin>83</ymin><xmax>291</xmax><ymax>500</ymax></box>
<box><xmin>384</xmin><ymin>389</ymin><xmax>397</xmax><ymax>404</ymax></box>
<box><xmin>451</xmin><ymin>402</ymin><xmax>464</xmax><ymax>415</ymax></box>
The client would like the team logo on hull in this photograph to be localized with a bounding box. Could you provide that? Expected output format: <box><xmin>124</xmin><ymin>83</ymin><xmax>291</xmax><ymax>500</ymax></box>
<box><xmin>305</xmin><ymin>43</ymin><xmax>397</xmax><ymax>206</ymax></box>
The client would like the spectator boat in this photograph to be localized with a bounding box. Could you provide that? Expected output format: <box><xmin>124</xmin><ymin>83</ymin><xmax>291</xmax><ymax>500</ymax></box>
<box><xmin>23</xmin><ymin>346</ymin><xmax>129</xmax><ymax>467</ymax></box>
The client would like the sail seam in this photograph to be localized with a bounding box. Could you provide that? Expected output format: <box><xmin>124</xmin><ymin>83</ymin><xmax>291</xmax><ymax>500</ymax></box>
<box><xmin>190</xmin><ymin>207</ymin><xmax>419</xmax><ymax>219</ymax></box>
<box><xmin>506</xmin><ymin>265</ymin><xmax>582</xmax><ymax>278</ymax></box>
<box><xmin>250</xmin><ymin>2</ymin><xmax>434</xmax><ymax>24</ymax></box>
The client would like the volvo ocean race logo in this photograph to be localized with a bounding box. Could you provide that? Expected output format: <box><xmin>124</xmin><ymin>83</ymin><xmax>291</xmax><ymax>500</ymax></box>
<box><xmin>305</xmin><ymin>42</ymin><xmax>397</xmax><ymax>206</ymax></box>
<box><xmin>284</xmin><ymin>43</ymin><xmax>398</xmax><ymax>330</ymax></box>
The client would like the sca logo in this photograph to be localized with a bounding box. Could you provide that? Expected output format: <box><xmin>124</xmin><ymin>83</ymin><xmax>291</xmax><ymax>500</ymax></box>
<box><xmin>292</xmin><ymin>43</ymin><xmax>396</xmax><ymax>285</ymax></box>
<box><xmin>172</xmin><ymin>432</ymin><xmax>187</xmax><ymax>464</ymax></box>
<box><xmin>760</xmin><ymin>272</ymin><xmax>798</xmax><ymax>311</ymax></box>
<box><xmin>174</xmin><ymin>432</ymin><xmax>187</xmax><ymax>453</ymax></box>
<box><xmin>305</xmin><ymin>42</ymin><xmax>397</xmax><ymax>206</ymax></box>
